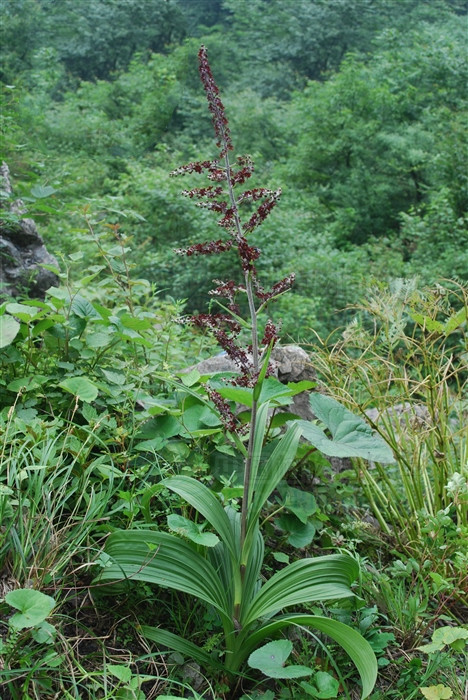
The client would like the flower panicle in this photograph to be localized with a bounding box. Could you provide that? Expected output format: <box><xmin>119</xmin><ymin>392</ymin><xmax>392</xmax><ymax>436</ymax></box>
<box><xmin>209</xmin><ymin>279</ymin><xmax>245</xmax><ymax>313</ymax></box>
<box><xmin>172</xmin><ymin>46</ymin><xmax>295</xmax><ymax>406</ymax></box>
<box><xmin>182</xmin><ymin>186</ymin><xmax>224</xmax><ymax>199</ymax></box>
<box><xmin>206</xmin><ymin>388</ymin><xmax>238</xmax><ymax>433</ymax></box>
<box><xmin>192</xmin><ymin>312</ymin><xmax>252</xmax><ymax>378</ymax></box>
<box><xmin>261</xmin><ymin>319</ymin><xmax>279</xmax><ymax>347</ymax></box>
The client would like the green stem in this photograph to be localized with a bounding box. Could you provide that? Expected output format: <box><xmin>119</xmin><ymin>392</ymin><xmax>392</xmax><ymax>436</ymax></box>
<box><xmin>222</xmin><ymin>151</ymin><xmax>260</xmax><ymax>576</ymax></box>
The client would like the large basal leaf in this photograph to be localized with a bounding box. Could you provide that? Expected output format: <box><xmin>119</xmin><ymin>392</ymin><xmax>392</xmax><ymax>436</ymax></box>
<box><xmin>246</xmin><ymin>422</ymin><xmax>303</xmax><ymax>540</ymax></box>
<box><xmin>99</xmin><ymin>529</ymin><xmax>230</xmax><ymax>625</ymax></box>
<box><xmin>240</xmin><ymin>614</ymin><xmax>378</xmax><ymax>699</ymax></box>
<box><xmin>141</xmin><ymin>626</ymin><xmax>225</xmax><ymax>670</ymax></box>
<box><xmin>248</xmin><ymin>401</ymin><xmax>270</xmax><ymax>505</ymax></box>
<box><xmin>299</xmin><ymin>394</ymin><xmax>395</xmax><ymax>463</ymax></box>
<box><xmin>163</xmin><ymin>476</ymin><xmax>238</xmax><ymax>558</ymax></box>
<box><xmin>242</xmin><ymin>554</ymin><xmax>358</xmax><ymax>626</ymax></box>
<box><xmin>0</xmin><ymin>315</ymin><xmax>20</xmax><ymax>348</ymax></box>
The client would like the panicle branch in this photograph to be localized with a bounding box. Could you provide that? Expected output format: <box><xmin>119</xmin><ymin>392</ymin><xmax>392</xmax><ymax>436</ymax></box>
<box><xmin>198</xmin><ymin>45</ymin><xmax>233</xmax><ymax>158</ymax></box>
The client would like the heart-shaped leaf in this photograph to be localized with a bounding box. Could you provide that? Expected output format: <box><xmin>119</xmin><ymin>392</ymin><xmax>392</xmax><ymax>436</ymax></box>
<box><xmin>298</xmin><ymin>394</ymin><xmax>395</xmax><ymax>463</ymax></box>
<box><xmin>420</xmin><ymin>685</ymin><xmax>453</xmax><ymax>699</ymax></box>
<box><xmin>418</xmin><ymin>626</ymin><xmax>468</xmax><ymax>654</ymax></box>
<box><xmin>277</xmin><ymin>514</ymin><xmax>316</xmax><ymax>548</ymax></box>
<box><xmin>248</xmin><ymin>640</ymin><xmax>313</xmax><ymax>679</ymax></box>
<box><xmin>278</xmin><ymin>482</ymin><xmax>317</xmax><ymax>523</ymax></box>
<box><xmin>6</xmin><ymin>302</ymin><xmax>42</xmax><ymax>322</ymax></box>
<box><xmin>6</xmin><ymin>589</ymin><xmax>56</xmax><ymax>629</ymax></box>
<box><xmin>59</xmin><ymin>376</ymin><xmax>99</xmax><ymax>403</ymax></box>
<box><xmin>30</xmin><ymin>184</ymin><xmax>57</xmax><ymax>199</ymax></box>
<box><xmin>31</xmin><ymin>620</ymin><xmax>56</xmax><ymax>644</ymax></box>
<box><xmin>107</xmin><ymin>664</ymin><xmax>132</xmax><ymax>683</ymax></box>
<box><xmin>300</xmin><ymin>671</ymin><xmax>340</xmax><ymax>698</ymax></box>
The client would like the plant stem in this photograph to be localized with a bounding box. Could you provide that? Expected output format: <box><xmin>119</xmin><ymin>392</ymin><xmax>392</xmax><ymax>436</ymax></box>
<box><xmin>223</xmin><ymin>150</ymin><xmax>260</xmax><ymax>571</ymax></box>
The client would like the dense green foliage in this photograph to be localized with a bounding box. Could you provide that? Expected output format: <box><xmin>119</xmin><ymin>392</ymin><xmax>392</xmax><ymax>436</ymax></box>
<box><xmin>1</xmin><ymin>0</ymin><xmax>466</xmax><ymax>338</ymax></box>
<box><xmin>1</xmin><ymin>2</ymin><xmax>467</xmax><ymax>699</ymax></box>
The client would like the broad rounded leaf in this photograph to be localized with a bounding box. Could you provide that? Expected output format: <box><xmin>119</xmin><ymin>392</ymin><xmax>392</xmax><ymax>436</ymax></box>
<box><xmin>30</xmin><ymin>184</ymin><xmax>57</xmax><ymax>198</ymax></box>
<box><xmin>278</xmin><ymin>482</ymin><xmax>317</xmax><ymax>523</ymax></box>
<box><xmin>277</xmin><ymin>514</ymin><xmax>316</xmax><ymax>548</ymax></box>
<box><xmin>107</xmin><ymin>664</ymin><xmax>132</xmax><ymax>683</ymax></box>
<box><xmin>59</xmin><ymin>376</ymin><xmax>99</xmax><ymax>402</ymax></box>
<box><xmin>70</xmin><ymin>295</ymin><xmax>102</xmax><ymax>319</ymax></box>
<box><xmin>6</xmin><ymin>589</ymin><xmax>56</xmax><ymax>629</ymax></box>
<box><xmin>418</xmin><ymin>626</ymin><xmax>468</xmax><ymax>654</ymax></box>
<box><xmin>6</xmin><ymin>302</ymin><xmax>42</xmax><ymax>322</ymax></box>
<box><xmin>31</xmin><ymin>621</ymin><xmax>56</xmax><ymax>644</ymax></box>
<box><xmin>302</xmin><ymin>670</ymin><xmax>340</xmax><ymax>698</ymax></box>
<box><xmin>420</xmin><ymin>686</ymin><xmax>453</xmax><ymax>700</ymax></box>
<box><xmin>248</xmin><ymin>640</ymin><xmax>312</xmax><ymax>679</ymax></box>
<box><xmin>7</xmin><ymin>375</ymin><xmax>49</xmax><ymax>393</ymax></box>
<box><xmin>240</xmin><ymin>614</ymin><xmax>377</xmax><ymax>699</ymax></box>
<box><xmin>0</xmin><ymin>315</ymin><xmax>20</xmax><ymax>347</ymax></box>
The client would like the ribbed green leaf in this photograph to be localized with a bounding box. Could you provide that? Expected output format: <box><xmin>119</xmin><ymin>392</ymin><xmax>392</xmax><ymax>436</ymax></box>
<box><xmin>99</xmin><ymin>530</ymin><xmax>230</xmax><ymax>623</ymax></box>
<box><xmin>247</xmin><ymin>423</ymin><xmax>302</xmax><ymax>538</ymax></box>
<box><xmin>248</xmin><ymin>401</ymin><xmax>270</xmax><ymax>506</ymax></box>
<box><xmin>242</xmin><ymin>554</ymin><xmax>358</xmax><ymax>626</ymax></box>
<box><xmin>163</xmin><ymin>476</ymin><xmax>238</xmax><ymax>558</ymax></box>
<box><xmin>240</xmin><ymin>614</ymin><xmax>378</xmax><ymax>699</ymax></box>
<box><xmin>141</xmin><ymin>626</ymin><xmax>225</xmax><ymax>670</ymax></box>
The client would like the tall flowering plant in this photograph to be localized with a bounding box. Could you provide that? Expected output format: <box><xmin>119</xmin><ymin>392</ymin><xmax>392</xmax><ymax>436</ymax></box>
<box><xmin>98</xmin><ymin>47</ymin><xmax>377</xmax><ymax>697</ymax></box>
<box><xmin>172</xmin><ymin>45</ymin><xmax>295</xmax><ymax>563</ymax></box>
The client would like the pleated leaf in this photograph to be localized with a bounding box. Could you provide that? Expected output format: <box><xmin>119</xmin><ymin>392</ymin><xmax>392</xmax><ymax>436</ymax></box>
<box><xmin>100</xmin><ymin>530</ymin><xmax>230</xmax><ymax>624</ymax></box>
<box><xmin>163</xmin><ymin>476</ymin><xmax>238</xmax><ymax>558</ymax></box>
<box><xmin>242</xmin><ymin>554</ymin><xmax>358</xmax><ymax>626</ymax></box>
<box><xmin>247</xmin><ymin>401</ymin><xmax>270</xmax><ymax>506</ymax></box>
<box><xmin>141</xmin><ymin>626</ymin><xmax>225</xmax><ymax>670</ymax></box>
<box><xmin>246</xmin><ymin>423</ymin><xmax>302</xmax><ymax>541</ymax></box>
<box><xmin>240</xmin><ymin>614</ymin><xmax>378</xmax><ymax>699</ymax></box>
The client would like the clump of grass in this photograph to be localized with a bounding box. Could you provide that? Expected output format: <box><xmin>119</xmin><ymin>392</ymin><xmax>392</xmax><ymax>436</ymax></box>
<box><xmin>311</xmin><ymin>279</ymin><xmax>467</xmax><ymax>555</ymax></box>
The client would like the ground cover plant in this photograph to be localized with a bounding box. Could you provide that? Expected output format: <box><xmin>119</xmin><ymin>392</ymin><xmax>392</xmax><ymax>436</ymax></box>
<box><xmin>1</xmin><ymin>8</ymin><xmax>468</xmax><ymax>698</ymax></box>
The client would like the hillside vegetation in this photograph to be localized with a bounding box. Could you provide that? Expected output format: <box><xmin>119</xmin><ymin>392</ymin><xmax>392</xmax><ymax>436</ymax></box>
<box><xmin>0</xmin><ymin>2</ymin><xmax>467</xmax><ymax>699</ymax></box>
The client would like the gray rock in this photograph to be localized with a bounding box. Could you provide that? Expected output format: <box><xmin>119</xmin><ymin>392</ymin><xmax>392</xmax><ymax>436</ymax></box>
<box><xmin>0</xmin><ymin>162</ymin><xmax>59</xmax><ymax>299</ymax></box>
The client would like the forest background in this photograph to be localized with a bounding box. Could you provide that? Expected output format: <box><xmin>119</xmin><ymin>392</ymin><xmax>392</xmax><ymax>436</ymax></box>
<box><xmin>2</xmin><ymin>0</ymin><xmax>467</xmax><ymax>339</ymax></box>
<box><xmin>1</xmin><ymin>2</ymin><xmax>467</xmax><ymax>699</ymax></box>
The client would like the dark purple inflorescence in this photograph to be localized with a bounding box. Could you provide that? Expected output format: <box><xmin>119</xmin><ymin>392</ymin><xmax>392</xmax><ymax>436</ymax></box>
<box><xmin>172</xmin><ymin>46</ymin><xmax>294</xmax><ymax>428</ymax></box>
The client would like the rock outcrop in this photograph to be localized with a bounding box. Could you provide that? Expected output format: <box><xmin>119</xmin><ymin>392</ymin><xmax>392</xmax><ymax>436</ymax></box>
<box><xmin>188</xmin><ymin>344</ymin><xmax>317</xmax><ymax>421</ymax></box>
<box><xmin>0</xmin><ymin>162</ymin><xmax>59</xmax><ymax>299</ymax></box>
